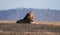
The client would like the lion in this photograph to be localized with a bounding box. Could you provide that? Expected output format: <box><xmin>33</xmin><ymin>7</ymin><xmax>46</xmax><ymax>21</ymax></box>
<box><xmin>16</xmin><ymin>12</ymin><xmax>34</xmax><ymax>23</ymax></box>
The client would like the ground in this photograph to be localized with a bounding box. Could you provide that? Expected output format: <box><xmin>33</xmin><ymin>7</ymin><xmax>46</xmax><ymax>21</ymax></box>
<box><xmin>0</xmin><ymin>21</ymin><xmax>60</xmax><ymax>35</ymax></box>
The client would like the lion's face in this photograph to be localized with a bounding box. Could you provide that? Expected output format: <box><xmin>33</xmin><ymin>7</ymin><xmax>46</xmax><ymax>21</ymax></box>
<box><xmin>27</xmin><ymin>12</ymin><xmax>34</xmax><ymax>20</ymax></box>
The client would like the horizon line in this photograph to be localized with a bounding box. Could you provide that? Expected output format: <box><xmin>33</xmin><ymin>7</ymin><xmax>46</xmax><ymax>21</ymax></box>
<box><xmin>0</xmin><ymin>7</ymin><xmax>60</xmax><ymax>11</ymax></box>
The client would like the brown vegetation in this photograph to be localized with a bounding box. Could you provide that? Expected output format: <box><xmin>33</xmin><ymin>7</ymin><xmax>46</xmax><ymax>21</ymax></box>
<box><xmin>0</xmin><ymin>23</ymin><xmax>60</xmax><ymax>35</ymax></box>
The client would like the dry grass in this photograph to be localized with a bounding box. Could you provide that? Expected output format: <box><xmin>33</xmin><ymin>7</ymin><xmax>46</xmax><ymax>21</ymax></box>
<box><xmin>0</xmin><ymin>20</ymin><xmax>16</xmax><ymax>23</ymax></box>
<box><xmin>0</xmin><ymin>20</ymin><xmax>60</xmax><ymax>35</ymax></box>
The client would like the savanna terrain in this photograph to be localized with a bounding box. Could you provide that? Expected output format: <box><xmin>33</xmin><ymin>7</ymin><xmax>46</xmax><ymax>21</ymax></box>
<box><xmin>0</xmin><ymin>20</ymin><xmax>60</xmax><ymax>35</ymax></box>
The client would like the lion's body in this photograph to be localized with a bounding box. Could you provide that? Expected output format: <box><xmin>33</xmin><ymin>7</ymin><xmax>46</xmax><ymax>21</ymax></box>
<box><xmin>16</xmin><ymin>12</ymin><xmax>34</xmax><ymax>23</ymax></box>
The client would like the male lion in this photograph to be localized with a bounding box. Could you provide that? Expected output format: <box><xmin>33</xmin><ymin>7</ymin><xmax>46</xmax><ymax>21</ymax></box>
<box><xmin>16</xmin><ymin>12</ymin><xmax>34</xmax><ymax>23</ymax></box>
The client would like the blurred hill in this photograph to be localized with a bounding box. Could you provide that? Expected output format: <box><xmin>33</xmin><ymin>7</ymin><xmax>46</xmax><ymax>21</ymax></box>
<box><xmin>0</xmin><ymin>8</ymin><xmax>60</xmax><ymax>22</ymax></box>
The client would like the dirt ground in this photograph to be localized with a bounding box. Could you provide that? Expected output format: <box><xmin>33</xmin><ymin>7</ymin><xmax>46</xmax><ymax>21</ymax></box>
<box><xmin>0</xmin><ymin>23</ymin><xmax>60</xmax><ymax>35</ymax></box>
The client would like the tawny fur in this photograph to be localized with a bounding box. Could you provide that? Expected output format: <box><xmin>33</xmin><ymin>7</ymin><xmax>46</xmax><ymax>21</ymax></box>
<box><xmin>16</xmin><ymin>12</ymin><xmax>34</xmax><ymax>23</ymax></box>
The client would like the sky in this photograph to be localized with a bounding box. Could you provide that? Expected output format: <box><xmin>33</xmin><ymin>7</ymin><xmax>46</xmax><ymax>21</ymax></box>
<box><xmin>0</xmin><ymin>0</ymin><xmax>60</xmax><ymax>10</ymax></box>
